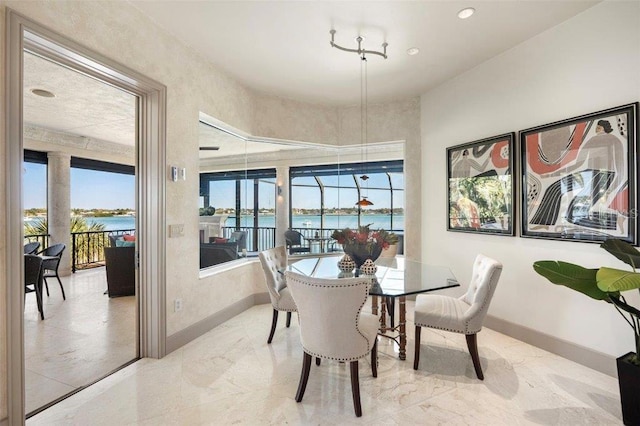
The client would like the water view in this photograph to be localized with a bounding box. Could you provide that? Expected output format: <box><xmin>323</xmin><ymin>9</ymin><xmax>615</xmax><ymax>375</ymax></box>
<box><xmin>25</xmin><ymin>214</ymin><xmax>404</xmax><ymax>231</ymax></box>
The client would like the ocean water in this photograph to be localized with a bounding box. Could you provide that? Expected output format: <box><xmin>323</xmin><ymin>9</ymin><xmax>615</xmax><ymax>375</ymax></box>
<box><xmin>25</xmin><ymin>214</ymin><xmax>404</xmax><ymax>232</ymax></box>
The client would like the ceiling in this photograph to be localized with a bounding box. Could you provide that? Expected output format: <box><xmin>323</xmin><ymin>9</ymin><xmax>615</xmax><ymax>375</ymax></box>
<box><xmin>132</xmin><ymin>0</ymin><xmax>599</xmax><ymax>106</ymax></box>
<box><xmin>23</xmin><ymin>1</ymin><xmax>599</xmax><ymax>150</ymax></box>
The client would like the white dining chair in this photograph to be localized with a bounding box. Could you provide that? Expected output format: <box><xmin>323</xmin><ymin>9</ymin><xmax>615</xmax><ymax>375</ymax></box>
<box><xmin>413</xmin><ymin>254</ymin><xmax>503</xmax><ymax>380</ymax></box>
<box><xmin>258</xmin><ymin>246</ymin><xmax>297</xmax><ymax>343</ymax></box>
<box><xmin>285</xmin><ymin>270</ymin><xmax>379</xmax><ymax>417</ymax></box>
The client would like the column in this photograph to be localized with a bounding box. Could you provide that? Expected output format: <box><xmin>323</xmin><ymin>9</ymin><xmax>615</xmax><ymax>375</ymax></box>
<box><xmin>275</xmin><ymin>166</ymin><xmax>290</xmax><ymax>247</ymax></box>
<box><xmin>48</xmin><ymin>152</ymin><xmax>72</xmax><ymax>276</ymax></box>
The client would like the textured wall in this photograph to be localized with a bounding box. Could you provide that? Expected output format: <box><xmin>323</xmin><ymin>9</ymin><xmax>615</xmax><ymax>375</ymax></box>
<box><xmin>421</xmin><ymin>1</ymin><xmax>640</xmax><ymax>359</ymax></box>
<box><xmin>0</xmin><ymin>1</ymin><xmax>421</xmax><ymax>419</ymax></box>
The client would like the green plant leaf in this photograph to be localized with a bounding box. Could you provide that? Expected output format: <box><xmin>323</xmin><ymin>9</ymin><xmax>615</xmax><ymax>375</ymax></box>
<box><xmin>533</xmin><ymin>261</ymin><xmax>608</xmax><ymax>300</ymax></box>
<box><xmin>596</xmin><ymin>267</ymin><xmax>640</xmax><ymax>293</ymax></box>
<box><xmin>600</xmin><ymin>239</ymin><xmax>640</xmax><ymax>270</ymax></box>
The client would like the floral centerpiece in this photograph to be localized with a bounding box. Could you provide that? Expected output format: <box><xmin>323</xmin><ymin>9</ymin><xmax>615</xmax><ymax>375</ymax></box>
<box><xmin>331</xmin><ymin>225</ymin><xmax>398</xmax><ymax>269</ymax></box>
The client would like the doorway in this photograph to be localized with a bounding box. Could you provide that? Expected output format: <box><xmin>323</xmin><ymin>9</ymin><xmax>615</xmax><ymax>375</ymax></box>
<box><xmin>6</xmin><ymin>10</ymin><xmax>167</xmax><ymax>423</ymax></box>
<box><xmin>22</xmin><ymin>50</ymin><xmax>139</xmax><ymax>415</ymax></box>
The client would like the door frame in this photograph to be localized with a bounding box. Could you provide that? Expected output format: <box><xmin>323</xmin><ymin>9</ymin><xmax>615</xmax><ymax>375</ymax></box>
<box><xmin>5</xmin><ymin>9</ymin><xmax>167</xmax><ymax>423</ymax></box>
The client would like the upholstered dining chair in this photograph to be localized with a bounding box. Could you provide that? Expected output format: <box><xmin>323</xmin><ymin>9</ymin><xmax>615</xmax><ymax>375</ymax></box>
<box><xmin>258</xmin><ymin>246</ymin><xmax>297</xmax><ymax>343</ymax></box>
<box><xmin>24</xmin><ymin>241</ymin><xmax>41</xmax><ymax>255</ymax></box>
<box><xmin>284</xmin><ymin>229</ymin><xmax>311</xmax><ymax>255</ymax></box>
<box><xmin>24</xmin><ymin>254</ymin><xmax>45</xmax><ymax>320</ymax></box>
<box><xmin>413</xmin><ymin>254</ymin><xmax>502</xmax><ymax>380</ymax></box>
<box><xmin>285</xmin><ymin>271</ymin><xmax>378</xmax><ymax>417</ymax></box>
<box><xmin>37</xmin><ymin>243</ymin><xmax>67</xmax><ymax>300</ymax></box>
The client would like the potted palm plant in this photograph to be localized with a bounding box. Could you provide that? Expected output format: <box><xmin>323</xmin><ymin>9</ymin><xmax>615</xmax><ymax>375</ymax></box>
<box><xmin>533</xmin><ymin>239</ymin><xmax>640</xmax><ymax>425</ymax></box>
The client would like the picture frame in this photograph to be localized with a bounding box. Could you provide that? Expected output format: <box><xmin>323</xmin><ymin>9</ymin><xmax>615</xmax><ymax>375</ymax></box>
<box><xmin>520</xmin><ymin>102</ymin><xmax>638</xmax><ymax>244</ymax></box>
<box><xmin>447</xmin><ymin>133</ymin><xmax>515</xmax><ymax>235</ymax></box>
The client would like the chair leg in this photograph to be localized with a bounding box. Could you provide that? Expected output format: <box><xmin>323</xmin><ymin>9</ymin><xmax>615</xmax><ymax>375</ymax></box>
<box><xmin>56</xmin><ymin>274</ymin><xmax>66</xmax><ymax>300</ymax></box>
<box><xmin>295</xmin><ymin>352</ymin><xmax>312</xmax><ymax>402</ymax></box>
<box><xmin>466</xmin><ymin>333</ymin><xmax>484</xmax><ymax>380</ymax></box>
<box><xmin>371</xmin><ymin>339</ymin><xmax>378</xmax><ymax>378</ymax></box>
<box><xmin>43</xmin><ymin>277</ymin><xmax>50</xmax><ymax>297</ymax></box>
<box><xmin>350</xmin><ymin>361</ymin><xmax>362</xmax><ymax>417</ymax></box>
<box><xmin>267</xmin><ymin>309</ymin><xmax>278</xmax><ymax>344</ymax></box>
<box><xmin>413</xmin><ymin>325</ymin><xmax>421</xmax><ymax>370</ymax></box>
<box><xmin>315</xmin><ymin>357</ymin><xmax>321</xmax><ymax>366</ymax></box>
<box><xmin>34</xmin><ymin>283</ymin><xmax>44</xmax><ymax>320</ymax></box>
<box><xmin>286</xmin><ymin>311</ymin><xmax>292</xmax><ymax>328</ymax></box>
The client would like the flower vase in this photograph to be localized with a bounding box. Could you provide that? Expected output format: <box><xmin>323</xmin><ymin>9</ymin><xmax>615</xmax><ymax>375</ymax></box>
<box><xmin>343</xmin><ymin>244</ymin><xmax>383</xmax><ymax>270</ymax></box>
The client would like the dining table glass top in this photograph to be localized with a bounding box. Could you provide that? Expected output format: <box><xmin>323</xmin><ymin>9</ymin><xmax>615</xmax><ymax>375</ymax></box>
<box><xmin>287</xmin><ymin>255</ymin><xmax>459</xmax><ymax>297</ymax></box>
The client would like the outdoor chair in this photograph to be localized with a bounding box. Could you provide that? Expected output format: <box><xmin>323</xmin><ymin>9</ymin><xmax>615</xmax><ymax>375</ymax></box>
<box><xmin>285</xmin><ymin>271</ymin><xmax>378</xmax><ymax>417</ymax></box>
<box><xmin>37</xmin><ymin>243</ymin><xmax>67</xmax><ymax>300</ymax></box>
<box><xmin>23</xmin><ymin>241</ymin><xmax>41</xmax><ymax>255</ymax></box>
<box><xmin>284</xmin><ymin>229</ymin><xmax>311</xmax><ymax>255</ymax></box>
<box><xmin>413</xmin><ymin>254</ymin><xmax>502</xmax><ymax>380</ymax></box>
<box><xmin>230</xmin><ymin>230</ymin><xmax>248</xmax><ymax>253</ymax></box>
<box><xmin>24</xmin><ymin>254</ymin><xmax>45</xmax><ymax>320</ymax></box>
<box><xmin>258</xmin><ymin>246</ymin><xmax>296</xmax><ymax>343</ymax></box>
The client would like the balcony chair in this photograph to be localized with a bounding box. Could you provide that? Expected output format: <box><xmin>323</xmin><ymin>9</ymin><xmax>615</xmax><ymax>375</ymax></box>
<box><xmin>413</xmin><ymin>254</ymin><xmax>502</xmax><ymax>380</ymax></box>
<box><xmin>23</xmin><ymin>241</ymin><xmax>41</xmax><ymax>255</ymax></box>
<box><xmin>24</xmin><ymin>254</ymin><xmax>45</xmax><ymax>320</ymax></box>
<box><xmin>37</xmin><ymin>243</ymin><xmax>67</xmax><ymax>300</ymax></box>
<box><xmin>258</xmin><ymin>246</ymin><xmax>296</xmax><ymax>343</ymax></box>
<box><xmin>284</xmin><ymin>229</ymin><xmax>311</xmax><ymax>255</ymax></box>
<box><xmin>285</xmin><ymin>271</ymin><xmax>378</xmax><ymax>417</ymax></box>
<box><xmin>230</xmin><ymin>230</ymin><xmax>248</xmax><ymax>252</ymax></box>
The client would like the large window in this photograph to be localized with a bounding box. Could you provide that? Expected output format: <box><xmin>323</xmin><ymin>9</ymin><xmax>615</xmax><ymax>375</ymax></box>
<box><xmin>290</xmin><ymin>160</ymin><xmax>404</xmax><ymax>234</ymax></box>
<box><xmin>199</xmin><ymin>168</ymin><xmax>276</xmax><ymax>254</ymax></box>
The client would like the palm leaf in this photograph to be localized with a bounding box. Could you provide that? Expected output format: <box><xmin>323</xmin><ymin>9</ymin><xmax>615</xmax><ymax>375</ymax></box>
<box><xmin>596</xmin><ymin>267</ymin><xmax>640</xmax><ymax>293</ymax></box>
<box><xmin>600</xmin><ymin>239</ymin><xmax>640</xmax><ymax>270</ymax></box>
<box><xmin>533</xmin><ymin>261</ymin><xmax>608</xmax><ymax>300</ymax></box>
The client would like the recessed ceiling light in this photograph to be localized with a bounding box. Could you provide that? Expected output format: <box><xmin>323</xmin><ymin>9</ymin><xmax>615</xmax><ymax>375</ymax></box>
<box><xmin>457</xmin><ymin>7</ymin><xmax>475</xmax><ymax>19</ymax></box>
<box><xmin>407</xmin><ymin>47</ymin><xmax>420</xmax><ymax>56</ymax></box>
<box><xmin>31</xmin><ymin>88</ymin><xmax>55</xmax><ymax>98</ymax></box>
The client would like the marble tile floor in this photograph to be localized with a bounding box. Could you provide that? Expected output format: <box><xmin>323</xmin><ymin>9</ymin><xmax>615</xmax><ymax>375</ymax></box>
<box><xmin>29</xmin><ymin>301</ymin><xmax>623</xmax><ymax>425</ymax></box>
<box><xmin>24</xmin><ymin>268</ymin><xmax>137</xmax><ymax>415</ymax></box>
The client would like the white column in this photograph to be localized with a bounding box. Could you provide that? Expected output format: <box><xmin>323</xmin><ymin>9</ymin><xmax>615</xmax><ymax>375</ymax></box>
<box><xmin>275</xmin><ymin>166</ymin><xmax>290</xmax><ymax>247</ymax></box>
<box><xmin>47</xmin><ymin>152</ymin><xmax>72</xmax><ymax>276</ymax></box>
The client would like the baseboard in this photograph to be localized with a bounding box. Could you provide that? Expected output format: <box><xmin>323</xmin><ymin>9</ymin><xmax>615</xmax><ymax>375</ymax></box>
<box><xmin>166</xmin><ymin>292</ymin><xmax>270</xmax><ymax>354</ymax></box>
<box><xmin>484</xmin><ymin>315</ymin><xmax>617</xmax><ymax>378</ymax></box>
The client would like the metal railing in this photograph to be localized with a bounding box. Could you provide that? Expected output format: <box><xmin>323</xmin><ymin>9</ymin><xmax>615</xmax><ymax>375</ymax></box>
<box><xmin>221</xmin><ymin>226</ymin><xmax>276</xmax><ymax>252</ymax></box>
<box><xmin>71</xmin><ymin>228</ymin><xmax>135</xmax><ymax>272</ymax></box>
<box><xmin>24</xmin><ymin>233</ymin><xmax>49</xmax><ymax>250</ymax></box>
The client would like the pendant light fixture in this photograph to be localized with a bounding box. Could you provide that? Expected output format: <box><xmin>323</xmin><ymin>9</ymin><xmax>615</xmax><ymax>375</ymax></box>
<box><xmin>329</xmin><ymin>30</ymin><xmax>388</xmax><ymax>207</ymax></box>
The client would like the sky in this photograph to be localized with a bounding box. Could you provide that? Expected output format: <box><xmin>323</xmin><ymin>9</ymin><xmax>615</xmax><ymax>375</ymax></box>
<box><xmin>24</xmin><ymin>162</ymin><xmax>135</xmax><ymax>210</ymax></box>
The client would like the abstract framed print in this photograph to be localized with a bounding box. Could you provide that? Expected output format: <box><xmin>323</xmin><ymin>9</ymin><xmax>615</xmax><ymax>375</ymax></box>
<box><xmin>520</xmin><ymin>102</ymin><xmax>638</xmax><ymax>244</ymax></box>
<box><xmin>447</xmin><ymin>133</ymin><xmax>515</xmax><ymax>235</ymax></box>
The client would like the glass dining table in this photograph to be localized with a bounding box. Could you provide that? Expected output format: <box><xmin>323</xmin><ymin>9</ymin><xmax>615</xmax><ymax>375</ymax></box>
<box><xmin>287</xmin><ymin>255</ymin><xmax>460</xmax><ymax>360</ymax></box>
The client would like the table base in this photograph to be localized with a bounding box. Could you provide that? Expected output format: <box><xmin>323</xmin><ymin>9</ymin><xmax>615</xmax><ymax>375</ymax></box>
<box><xmin>372</xmin><ymin>295</ymin><xmax>406</xmax><ymax>360</ymax></box>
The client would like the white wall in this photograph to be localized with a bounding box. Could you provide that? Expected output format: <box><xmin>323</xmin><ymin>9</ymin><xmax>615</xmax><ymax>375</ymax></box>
<box><xmin>422</xmin><ymin>1</ymin><xmax>640</xmax><ymax>360</ymax></box>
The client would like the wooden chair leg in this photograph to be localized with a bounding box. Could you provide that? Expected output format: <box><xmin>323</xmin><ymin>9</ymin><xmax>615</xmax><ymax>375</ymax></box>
<box><xmin>56</xmin><ymin>275</ymin><xmax>66</xmax><ymax>300</ymax></box>
<box><xmin>371</xmin><ymin>339</ymin><xmax>378</xmax><ymax>378</ymax></box>
<box><xmin>315</xmin><ymin>357</ymin><xmax>321</xmax><ymax>366</ymax></box>
<box><xmin>286</xmin><ymin>311</ymin><xmax>292</xmax><ymax>328</ymax></box>
<box><xmin>267</xmin><ymin>309</ymin><xmax>278</xmax><ymax>344</ymax></box>
<box><xmin>295</xmin><ymin>352</ymin><xmax>312</xmax><ymax>402</ymax></box>
<box><xmin>350</xmin><ymin>360</ymin><xmax>362</xmax><ymax>417</ymax></box>
<box><xmin>466</xmin><ymin>333</ymin><xmax>484</xmax><ymax>380</ymax></box>
<box><xmin>413</xmin><ymin>325</ymin><xmax>421</xmax><ymax>370</ymax></box>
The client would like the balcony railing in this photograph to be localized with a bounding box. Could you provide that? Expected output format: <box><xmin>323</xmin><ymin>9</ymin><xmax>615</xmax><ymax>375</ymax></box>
<box><xmin>71</xmin><ymin>229</ymin><xmax>135</xmax><ymax>272</ymax></box>
<box><xmin>221</xmin><ymin>226</ymin><xmax>276</xmax><ymax>252</ymax></box>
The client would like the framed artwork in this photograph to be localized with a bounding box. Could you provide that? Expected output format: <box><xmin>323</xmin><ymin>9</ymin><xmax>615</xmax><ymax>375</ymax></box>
<box><xmin>447</xmin><ymin>133</ymin><xmax>515</xmax><ymax>235</ymax></box>
<box><xmin>520</xmin><ymin>102</ymin><xmax>638</xmax><ymax>243</ymax></box>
